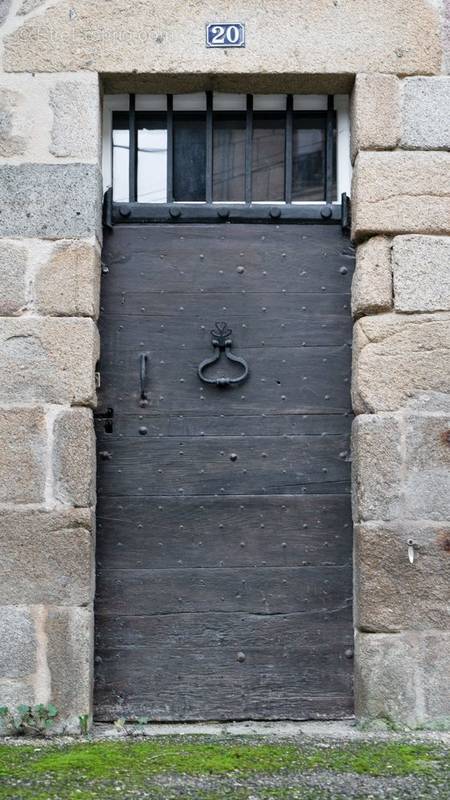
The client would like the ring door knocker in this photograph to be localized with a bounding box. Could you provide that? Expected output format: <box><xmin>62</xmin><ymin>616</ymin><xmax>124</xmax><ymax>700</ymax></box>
<box><xmin>198</xmin><ymin>322</ymin><xmax>249</xmax><ymax>387</ymax></box>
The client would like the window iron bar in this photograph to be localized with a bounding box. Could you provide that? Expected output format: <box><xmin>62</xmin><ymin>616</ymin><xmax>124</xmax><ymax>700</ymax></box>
<box><xmin>128</xmin><ymin>94</ymin><xmax>137</xmax><ymax>203</ymax></box>
<box><xmin>284</xmin><ymin>94</ymin><xmax>293</xmax><ymax>204</ymax></box>
<box><xmin>245</xmin><ymin>94</ymin><xmax>253</xmax><ymax>205</ymax></box>
<box><xmin>166</xmin><ymin>94</ymin><xmax>174</xmax><ymax>203</ymax></box>
<box><xmin>325</xmin><ymin>94</ymin><xmax>334</xmax><ymax>205</ymax></box>
<box><xmin>205</xmin><ymin>91</ymin><xmax>213</xmax><ymax>204</ymax></box>
<box><xmin>121</xmin><ymin>93</ymin><xmax>339</xmax><ymax>211</ymax></box>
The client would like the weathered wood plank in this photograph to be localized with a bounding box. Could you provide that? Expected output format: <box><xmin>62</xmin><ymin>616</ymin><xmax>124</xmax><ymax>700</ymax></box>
<box><xmin>96</xmin><ymin>564</ymin><xmax>352</xmax><ymax>615</ymax></box>
<box><xmin>100</xmin><ymin>292</ymin><xmax>352</xmax><ymax>326</ymax></box>
<box><xmin>102</xmin><ymin>224</ymin><xmax>354</xmax><ymax>294</ymax></box>
<box><xmin>96</xmin><ymin>413</ymin><xmax>352</xmax><ymax>437</ymax></box>
<box><xmin>94</xmin><ymin>611</ymin><xmax>353</xmax><ymax>720</ymax></box>
<box><xmin>95</xmin><ymin>222</ymin><xmax>354</xmax><ymax>720</ymax></box>
<box><xmin>96</xmin><ymin>495</ymin><xmax>352</xmax><ymax>570</ymax></box>
<box><xmin>97</xmin><ymin>433</ymin><xmax>350</xmax><ymax>497</ymax></box>
<box><xmin>98</xmin><ymin>345</ymin><xmax>351</xmax><ymax>415</ymax></box>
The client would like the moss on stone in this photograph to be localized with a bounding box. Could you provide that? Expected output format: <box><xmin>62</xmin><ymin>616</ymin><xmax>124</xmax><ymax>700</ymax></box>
<box><xmin>0</xmin><ymin>737</ymin><xmax>447</xmax><ymax>800</ymax></box>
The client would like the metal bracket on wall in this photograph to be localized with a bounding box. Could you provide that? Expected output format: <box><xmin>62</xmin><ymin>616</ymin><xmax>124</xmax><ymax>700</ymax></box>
<box><xmin>103</xmin><ymin>187</ymin><xmax>113</xmax><ymax>230</ymax></box>
<box><xmin>341</xmin><ymin>192</ymin><xmax>351</xmax><ymax>235</ymax></box>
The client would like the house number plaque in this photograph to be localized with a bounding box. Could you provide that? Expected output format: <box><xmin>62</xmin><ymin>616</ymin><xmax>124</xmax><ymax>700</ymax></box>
<box><xmin>206</xmin><ymin>23</ymin><xmax>245</xmax><ymax>48</ymax></box>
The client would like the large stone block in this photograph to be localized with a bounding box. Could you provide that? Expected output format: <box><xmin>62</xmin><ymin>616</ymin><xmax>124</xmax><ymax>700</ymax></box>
<box><xmin>0</xmin><ymin>239</ymin><xmax>28</xmax><ymax>315</ymax></box>
<box><xmin>393</xmin><ymin>235</ymin><xmax>450</xmax><ymax>313</ymax></box>
<box><xmin>0</xmin><ymin>164</ymin><xmax>101</xmax><ymax>238</ymax></box>
<box><xmin>46</xmin><ymin>606</ymin><xmax>93</xmax><ymax>730</ymax></box>
<box><xmin>402</xmin><ymin>413</ymin><xmax>450</xmax><ymax>519</ymax></box>
<box><xmin>0</xmin><ymin>84</ymin><xmax>26</xmax><ymax>157</ymax></box>
<box><xmin>352</xmin><ymin>152</ymin><xmax>450</xmax><ymax>239</ymax></box>
<box><xmin>53</xmin><ymin>408</ymin><xmax>96</xmax><ymax>506</ymax></box>
<box><xmin>0</xmin><ymin>607</ymin><xmax>36</xmax><ymax>679</ymax></box>
<box><xmin>352</xmin><ymin>312</ymin><xmax>450</xmax><ymax>413</ymax></box>
<box><xmin>351</xmin><ymin>414</ymin><xmax>402</xmax><ymax>523</ymax></box>
<box><xmin>0</xmin><ymin>0</ymin><xmax>12</xmax><ymax>25</ymax></box>
<box><xmin>34</xmin><ymin>239</ymin><xmax>100</xmax><ymax>317</ymax></box>
<box><xmin>50</xmin><ymin>77</ymin><xmax>100</xmax><ymax>161</ymax></box>
<box><xmin>0</xmin><ymin>679</ymin><xmax>34</xmax><ymax>710</ymax></box>
<box><xmin>355</xmin><ymin>631</ymin><xmax>450</xmax><ymax>728</ymax></box>
<box><xmin>0</xmin><ymin>74</ymin><xmax>56</xmax><ymax>163</ymax></box>
<box><xmin>352</xmin><ymin>236</ymin><xmax>392</xmax><ymax>319</ymax></box>
<box><xmin>0</xmin><ymin>508</ymin><xmax>94</xmax><ymax>605</ymax></box>
<box><xmin>0</xmin><ymin>318</ymin><xmax>99</xmax><ymax>405</ymax></box>
<box><xmin>401</xmin><ymin>77</ymin><xmax>450</xmax><ymax>150</ymax></box>
<box><xmin>351</xmin><ymin>74</ymin><xmax>400</xmax><ymax>162</ymax></box>
<box><xmin>3</xmin><ymin>0</ymin><xmax>442</xmax><ymax>76</ymax></box>
<box><xmin>0</xmin><ymin>74</ymin><xmax>100</xmax><ymax>164</ymax></box>
<box><xmin>18</xmin><ymin>0</ymin><xmax>45</xmax><ymax>13</ymax></box>
<box><xmin>355</xmin><ymin>522</ymin><xmax>450</xmax><ymax>632</ymax></box>
<box><xmin>0</xmin><ymin>408</ymin><xmax>47</xmax><ymax>504</ymax></box>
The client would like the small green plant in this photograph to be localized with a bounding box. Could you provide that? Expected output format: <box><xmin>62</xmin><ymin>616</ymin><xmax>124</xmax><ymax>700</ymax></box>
<box><xmin>78</xmin><ymin>715</ymin><xmax>90</xmax><ymax>736</ymax></box>
<box><xmin>112</xmin><ymin>717</ymin><xmax>150</xmax><ymax>737</ymax></box>
<box><xmin>113</xmin><ymin>717</ymin><xmax>127</xmax><ymax>734</ymax></box>
<box><xmin>0</xmin><ymin>704</ymin><xmax>58</xmax><ymax>736</ymax></box>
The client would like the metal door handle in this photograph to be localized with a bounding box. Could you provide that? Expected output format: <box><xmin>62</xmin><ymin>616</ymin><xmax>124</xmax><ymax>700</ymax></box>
<box><xmin>139</xmin><ymin>352</ymin><xmax>148</xmax><ymax>399</ymax></box>
<box><xmin>198</xmin><ymin>322</ymin><xmax>249</xmax><ymax>387</ymax></box>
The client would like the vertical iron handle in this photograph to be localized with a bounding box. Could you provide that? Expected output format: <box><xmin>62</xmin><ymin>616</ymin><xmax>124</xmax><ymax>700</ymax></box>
<box><xmin>140</xmin><ymin>353</ymin><xmax>148</xmax><ymax>400</ymax></box>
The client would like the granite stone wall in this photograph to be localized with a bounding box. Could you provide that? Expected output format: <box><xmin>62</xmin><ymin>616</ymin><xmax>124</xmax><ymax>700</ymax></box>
<box><xmin>351</xmin><ymin>69</ymin><xmax>450</xmax><ymax>728</ymax></box>
<box><xmin>0</xmin><ymin>0</ymin><xmax>448</xmax><ymax>731</ymax></box>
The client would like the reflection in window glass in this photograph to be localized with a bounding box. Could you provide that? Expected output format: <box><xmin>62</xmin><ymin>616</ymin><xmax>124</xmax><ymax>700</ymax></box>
<box><xmin>112</xmin><ymin>127</ymin><xmax>129</xmax><ymax>203</ymax></box>
<box><xmin>292</xmin><ymin>114</ymin><xmax>336</xmax><ymax>201</ymax></box>
<box><xmin>137</xmin><ymin>112</ymin><xmax>167</xmax><ymax>203</ymax></box>
<box><xmin>173</xmin><ymin>112</ymin><xmax>206</xmax><ymax>201</ymax></box>
<box><xmin>111</xmin><ymin>100</ymin><xmax>339</xmax><ymax>205</ymax></box>
<box><xmin>213</xmin><ymin>112</ymin><xmax>246</xmax><ymax>201</ymax></box>
<box><xmin>252</xmin><ymin>112</ymin><xmax>285</xmax><ymax>201</ymax></box>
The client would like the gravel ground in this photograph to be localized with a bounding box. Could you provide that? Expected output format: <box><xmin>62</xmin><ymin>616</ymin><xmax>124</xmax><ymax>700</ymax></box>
<box><xmin>153</xmin><ymin>767</ymin><xmax>450</xmax><ymax>799</ymax></box>
<box><xmin>0</xmin><ymin>728</ymin><xmax>448</xmax><ymax>800</ymax></box>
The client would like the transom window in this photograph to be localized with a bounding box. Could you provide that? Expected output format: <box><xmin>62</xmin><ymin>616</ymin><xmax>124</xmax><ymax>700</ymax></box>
<box><xmin>107</xmin><ymin>93</ymin><xmax>344</xmax><ymax>206</ymax></box>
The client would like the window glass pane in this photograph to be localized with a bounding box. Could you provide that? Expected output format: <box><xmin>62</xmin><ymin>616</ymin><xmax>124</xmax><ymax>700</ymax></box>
<box><xmin>213</xmin><ymin>93</ymin><xmax>246</xmax><ymax>111</ymax></box>
<box><xmin>252</xmin><ymin>112</ymin><xmax>285</xmax><ymax>202</ymax></box>
<box><xmin>292</xmin><ymin>113</ymin><xmax>336</xmax><ymax>201</ymax></box>
<box><xmin>173</xmin><ymin>112</ymin><xmax>206</xmax><ymax>201</ymax></box>
<box><xmin>173</xmin><ymin>93</ymin><xmax>206</xmax><ymax>111</ymax></box>
<box><xmin>137</xmin><ymin>112</ymin><xmax>167</xmax><ymax>203</ymax></box>
<box><xmin>112</xmin><ymin>111</ymin><xmax>129</xmax><ymax>202</ymax></box>
<box><xmin>135</xmin><ymin>95</ymin><xmax>167</xmax><ymax>111</ymax></box>
<box><xmin>213</xmin><ymin>112</ymin><xmax>246</xmax><ymax>201</ymax></box>
<box><xmin>293</xmin><ymin>95</ymin><xmax>327</xmax><ymax>111</ymax></box>
<box><xmin>253</xmin><ymin>95</ymin><xmax>286</xmax><ymax>111</ymax></box>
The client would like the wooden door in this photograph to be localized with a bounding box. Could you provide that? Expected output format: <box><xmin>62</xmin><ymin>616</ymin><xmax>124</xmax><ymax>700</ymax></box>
<box><xmin>94</xmin><ymin>222</ymin><xmax>354</xmax><ymax>720</ymax></box>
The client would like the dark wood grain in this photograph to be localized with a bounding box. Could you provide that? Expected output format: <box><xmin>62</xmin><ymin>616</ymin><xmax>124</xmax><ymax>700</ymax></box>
<box><xmin>96</xmin><ymin>495</ymin><xmax>352</xmax><ymax>570</ymax></box>
<box><xmin>95</xmin><ymin>222</ymin><xmax>354</xmax><ymax>720</ymax></box>
<box><xmin>102</xmin><ymin>224</ymin><xmax>354</xmax><ymax>294</ymax></box>
<box><xmin>94</xmin><ymin>611</ymin><xmax>353</xmax><ymax>721</ymax></box>
<box><xmin>96</xmin><ymin>564</ymin><xmax>352</xmax><ymax>616</ymax></box>
<box><xmin>98</xmin><ymin>345</ymin><xmax>351</xmax><ymax>415</ymax></box>
<box><xmin>97</xmin><ymin>412</ymin><xmax>351</xmax><ymax>437</ymax></box>
<box><xmin>97</xmin><ymin>433</ymin><xmax>350</xmax><ymax>496</ymax></box>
